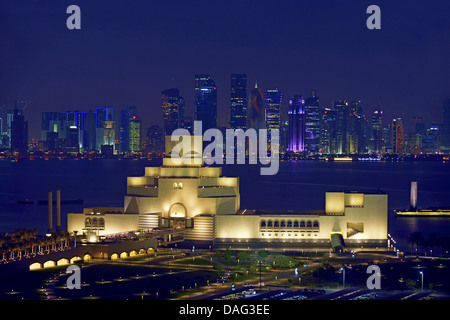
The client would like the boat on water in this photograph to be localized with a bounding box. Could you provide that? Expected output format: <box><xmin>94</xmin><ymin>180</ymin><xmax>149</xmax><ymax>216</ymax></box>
<box><xmin>395</xmin><ymin>208</ymin><xmax>450</xmax><ymax>217</ymax></box>
<box><xmin>37</xmin><ymin>198</ymin><xmax>83</xmax><ymax>205</ymax></box>
<box><xmin>17</xmin><ymin>199</ymin><xmax>34</xmax><ymax>205</ymax></box>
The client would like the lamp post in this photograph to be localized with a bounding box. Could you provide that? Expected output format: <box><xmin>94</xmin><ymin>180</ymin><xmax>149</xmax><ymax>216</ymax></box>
<box><xmin>341</xmin><ymin>267</ymin><xmax>346</xmax><ymax>288</ymax></box>
<box><xmin>420</xmin><ymin>271</ymin><xmax>424</xmax><ymax>291</ymax></box>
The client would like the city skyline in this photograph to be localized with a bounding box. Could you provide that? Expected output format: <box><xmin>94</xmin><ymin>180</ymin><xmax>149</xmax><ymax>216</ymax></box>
<box><xmin>1</xmin><ymin>1</ymin><xmax>450</xmax><ymax>139</ymax></box>
<box><xmin>1</xmin><ymin>86</ymin><xmax>448</xmax><ymax>156</ymax></box>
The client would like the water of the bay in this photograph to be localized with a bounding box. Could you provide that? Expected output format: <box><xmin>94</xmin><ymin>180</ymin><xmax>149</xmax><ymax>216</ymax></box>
<box><xmin>0</xmin><ymin>159</ymin><xmax>449</xmax><ymax>252</ymax></box>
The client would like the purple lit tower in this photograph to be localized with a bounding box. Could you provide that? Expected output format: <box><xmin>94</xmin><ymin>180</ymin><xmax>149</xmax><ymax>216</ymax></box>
<box><xmin>288</xmin><ymin>95</ymin><xmax>305</xmax><ymax>152</ymax></box>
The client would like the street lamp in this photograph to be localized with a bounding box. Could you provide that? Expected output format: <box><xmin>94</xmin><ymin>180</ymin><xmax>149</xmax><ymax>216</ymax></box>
<box><xmin>340</xmin><ymin>267</ymin><xmax>346</xmax><ymax>288</ymax></box>
<box><xmin>419</xmin><ymin>271</ymin><xmax>424</xmax><ymax>291</ymax></box>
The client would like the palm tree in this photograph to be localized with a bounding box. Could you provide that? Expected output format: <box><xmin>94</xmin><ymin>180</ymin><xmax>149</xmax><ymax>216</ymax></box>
<box><xmin>0</xmin><ymin>247</ymin><xmax>6</xmax><ymax>262</ymax></box>
<box><xmin>407</xmin><ymin>232</ymin><xmax>424</xmax><ymax>257</ymax></box>
<box><xmin>439</xmin><ymin>236</ymin><xmax>450</xmax><ymax>257</ymax></box>
<box><xmin>427</xmin><ymin>233</ymin><xmax>438</xmax><ymax>256</ymax></box>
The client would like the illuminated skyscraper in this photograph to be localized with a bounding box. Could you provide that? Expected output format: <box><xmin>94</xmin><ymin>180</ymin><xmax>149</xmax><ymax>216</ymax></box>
<box><xmin>334</xmin><ymin>100</ymin><xmax>349</xmax><ymax>154</ymax></box>
<box><xmin>288</xmin><ymin>95</ymin><xmax>305</xmax><ymax>152</ymax></box>
<box><xmin>65</xmin><ymin>125</ymin><xmax>79</xmax><ymax>153</ymax></box>
<box><xmin>370</xmin><ymin>109</ymin><xmax>383</xmax><ymax>153</ymax></box>
<box><xmin>129</xmin><ymin>116</ymin><xmax>141</xmax><ymax>152</ymax></box>
<box><xmin>442</xmin><ymin>99</ymin><xmax>450</xmax><ymax>153</ymax></box>
<box><xmin>119</xmin><ymin>106</ymin><xmax>141</xmax><ymax>152</ymax></box>
<box><xmin>230</xmin><ymin>74</ymin><xmax>247</xmax><ymax>130</ymax></box>
<box><xmin>195</xmin><ymin>74</ymin><xmax>217</xmax><ymax>132</ymax></box>
<box><xmin>247</xmin><ymin>82</ymin><xmax>266</xmax><ymax>131</ymax></box>
<box><xmin>382</xmin><ymin>124</ymin><xmax>393</xmax><ymax>153</ymax></box>
<box><xmin>264</xmin><ymin>89</ymin><xmax>282</xmax><ymax>146</ymax></box>
<box><xmin>161</xmin><ymin>88</ymin><xmax>185</xmax><ymax>136</ymax></box>
<box><xmin>392</xmin><ymin>117</ymin><xmax>404</xmax><ymax>154</ymax></box>
<box><xmin>96</xmin><ymin>107</ymin><xmax>115</xmax><ymax>151</ymax></box>
<box><xmin>305</xmin><ymin>92</ymin><xmax>320</xmax><ymax>153</ymax></box>
<box><xmin>41</xmin><ymin>112</ymin><xmax>60</xmax><ymax>141</ymax></box>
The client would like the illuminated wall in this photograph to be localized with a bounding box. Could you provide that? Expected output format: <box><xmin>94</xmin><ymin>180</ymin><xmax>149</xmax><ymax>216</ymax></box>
<box><xmin>216</xmin><ymin>192</ymin><xmax>388</xmax><ymax>243</ymax></box>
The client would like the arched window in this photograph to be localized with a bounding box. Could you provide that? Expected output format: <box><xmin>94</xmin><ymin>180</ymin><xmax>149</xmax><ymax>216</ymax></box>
<box><xmin>178</xmin><ymin>182</ymin><xmax>183</xmax><ymax>189</ymax></box>
<box><xmin>307</xmin><ymin>220</ymin><xmax>312</xmax><ymax>228</ymax></box>
<box><xmin>92</xmin><ymin>218</ymin><xmax>98</xmax><ymax>228</ymax></box>
<box><xmin>99</xmin><ymin>218</ymin><xmax>105</xmax><ymax>229</ymax></box>
<box><xmin>173</xmin><ymin>182</ymin><xmax>178</xmax><ymax>189</ymax></box>
<box><xmin>293</xmin><ymin>220</ymin><xmax>299</xmax><ymax>228</ymax></box>
<box><xmin>280</xmin><ymin>220</ymin><xmax>286</xmax><ymax>228</ymax></box>
<box><xmin>274</xmin><ymin>220</ymin><xmax>280</xmax><ymax>228</ymax></box>
<box><xmin>260</xmin><ymin>220</ymin><xmax>266</xmax><ymax>229</ymax></box>
<box><xmin>300</xmin><ymin>220</ymin><xmax>306</xmax><ymax>228</ymax></box>
<box><xmin>287</xmin><ymin>220</ymin><xmax>292</xmax><ymax>228</ymax></box>
<box><xmin>313</xmin><ymin>220</ymin><xmax>319</xmax><ymax>229</ymax></box>
<box><xmin>267</xmin><ymin>220</ymin><xmax>273</xmax><ymax>228</ymax></box>
<box><xmin>85</xmin><ymin>218</ymin><xmax>91</xmax><ymax>228</ymax></box>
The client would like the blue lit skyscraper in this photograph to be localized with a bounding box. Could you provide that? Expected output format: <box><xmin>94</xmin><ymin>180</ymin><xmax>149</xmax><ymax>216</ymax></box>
<box><xmin>230</xmin><ymin>74</ymin><xmax>247</xmax><ymax>130</ymax></box>
<box><xmin>195</xmin><ymin>74</ymin><xmax>217</xmax><ymax>132</ymax></box>
<box><xmin>96</xmin><ymin>107</ymin><xmax>115</xmax><ymax>151</ymax></box>
<box><xmin>304</xmin><ymin>92</ymin><xmax>320</xmax><ymax>153</ymax></box>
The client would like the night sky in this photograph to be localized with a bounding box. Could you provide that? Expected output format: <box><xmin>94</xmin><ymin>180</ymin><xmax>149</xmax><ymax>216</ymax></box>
<box><xmin>1</xmin><ymin>0</ymin><xmax>450</xmax><ymax>139</ymax></box>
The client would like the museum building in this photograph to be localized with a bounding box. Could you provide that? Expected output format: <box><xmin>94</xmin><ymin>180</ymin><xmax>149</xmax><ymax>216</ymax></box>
<box><xmin>68</xmin><ymin>137</ymin><xmax>388</xmax><ymax>251</ymax></box>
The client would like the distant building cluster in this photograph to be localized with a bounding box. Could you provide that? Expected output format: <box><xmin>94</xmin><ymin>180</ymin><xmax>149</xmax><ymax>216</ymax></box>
<box><xmin>1</xmin><ymin>79</ymin><xmax>450</xmax><ymax>156</ymax></box>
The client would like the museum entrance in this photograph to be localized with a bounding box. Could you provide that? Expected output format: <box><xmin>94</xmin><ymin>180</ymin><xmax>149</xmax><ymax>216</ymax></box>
<box><xmin>161</xmin><ymin>217</ymin><xmax>193</xmax><ymax>230</ymax></box>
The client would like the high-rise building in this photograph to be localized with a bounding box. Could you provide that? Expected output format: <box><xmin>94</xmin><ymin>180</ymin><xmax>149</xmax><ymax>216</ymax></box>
<box><xmin>6</xmin><ymin>110</ymin><xmax>14</xmax><ymax>148</ymax></box>
<box><xmin>41</xmin><ymin>111</ymin><xmax>92</xmax><ymax>152</ymax></box>
<box><xmin>247</xmin><ymin>82</ymin><xmax>266</xmax><ymax>131</ymax></box>
<box><xmin>264</xmin><ymin>89</ymin><xmax>283</xmax><ymax>145</ymax></box>
<box><xmin>10</xmin><ymin>107</ymin><xmax>28</xmax><ymax>155</ymax></box>
<box><xmin>102</xmin><ymin>120</ymin><xmax>116</xmax><ymax>149</ymax></box>
<box><xmin>96</xmin><ymin>107</ymin><xmax>115</xmax><ymax>151</ymax></box>
<box><xmin>195</xmin><ymin>74</ymin><xmax>217</xmax><ymax>132</ymax></box>
<box><xmin>333</xmin><ymin>100</ymin><xmax>349</xmax><ymax>154</ymax></box>
<box><xmin>83</xmin><ymin>111</ymin><xmax>96</xmax><ymax>151</ymax></box>
<box><xmin>320</xmin><ymin>107</ymin><xmax>337</xmax><ymax>154</ymax></box>
<box><xmin>65</xmin><ymin>126</ymin><xmax>79</xmax><ymax>153</ymax></box>
<box><xmin>422</xmin><ymin>124</ymin><xmax>441</xmax><ymax>153</ymax></box>
<box><xmin>412</xmin><ymin>116</ymin><xmax>426</xmax><ymax>135</ymax></box>
<box><xmin>304</xmin><ymin>92</ymin><xmax>320</xmax><ymax>153</ymax></box>
<box><xmin>288</xmin><ymin>95</ymin><xmax>305</xmax><ymax>152</ymax></box>
<box><xmin>230</xmin><ymin>74</ymin><xmax>247</xmax><ymax>130</ymax></box>
<box><xmin>161</xmin><ymin>88</ymin><xmax>185</xmax><ymax>136</ymax></box>
<box><xmin>392</xmin><ymin>118</ymin><xmax>404</xmax><ymax>154</ymax></box>
<box><xmin>348</xmin><ymin>101</ymin><xmax>368</xmax><ymax>154</ymax></box>
<box><xmin>119</xmin><ymin>106</ymin><xmax>141</xmax><ymax>153</ymax></box>
<box><xmin>370</xmin><ymin>109</ymin><xmax>383</xmax><ymax>154</ymax></box>
<box><xmin>442</xmin><ymin>99</ymin><xmax>450</xmax><ymax>153</ymax></box>
<box><xmin>129</xmin><ymin>116</ymin><xmax>141</xmax><ymax>152</ymax></box>
<box><xmin>382</xmin><ymin>124</ymin><xmax>393</xmax><ymax>153</ymax></box>
<box><xmin>146</xmin><ymin>124</ymin><xmax>164</xmax><ymax>154</ymax></box>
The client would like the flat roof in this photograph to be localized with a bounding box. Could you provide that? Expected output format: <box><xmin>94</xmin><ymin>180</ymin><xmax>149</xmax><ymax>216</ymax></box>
<box><xmin>237</xmin><ymin>209</ymin><xmax>326</xmax><ymax>216</ymax></box>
